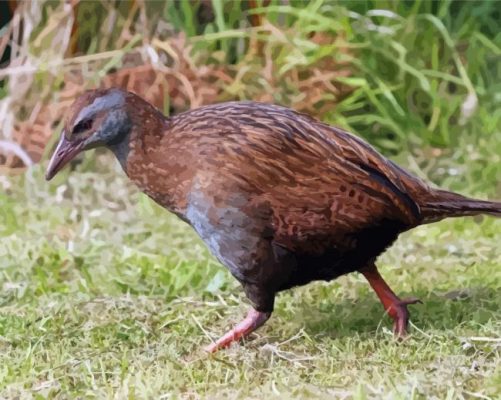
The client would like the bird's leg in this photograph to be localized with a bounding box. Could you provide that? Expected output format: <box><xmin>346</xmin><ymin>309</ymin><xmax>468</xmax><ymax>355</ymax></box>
<box><xmin>360</xmin><ymin>263</ymin><xmax>421</xmax><ymax>337</ymax></box>
<box><xmin>205</xmin><ymin>308</ymin><xmax>271</xmax><ymax>353</ymax></box>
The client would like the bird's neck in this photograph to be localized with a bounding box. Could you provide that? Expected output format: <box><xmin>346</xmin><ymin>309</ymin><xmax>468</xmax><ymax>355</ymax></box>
<box><xmin>107</xmin><ymin>111</ymin><xmax>189</xmax><ymax>216</ymax></box>
<box><xmin>108</xmin><ymin>132</ymin><xmax>131</xmax><ymax>172</ymax></box>
<box><xmin>107</xmin><ymin>102</ymin><xmax>169</xmax><ymax>173</ymax></box>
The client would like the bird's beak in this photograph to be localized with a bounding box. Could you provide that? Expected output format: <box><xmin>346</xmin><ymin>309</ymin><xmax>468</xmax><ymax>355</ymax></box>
<box><xmin>45</xmin><ymin>132</ymin><xmax>84</xmax><ymax>181</ymax></box>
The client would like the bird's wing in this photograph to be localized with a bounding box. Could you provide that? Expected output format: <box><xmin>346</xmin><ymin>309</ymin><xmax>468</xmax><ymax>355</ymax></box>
<box><xmin>210</xmin><ymin>105</ymin><xmax>425</xmax><ymax>225</ymax></box>
<box><xmin>153</xmin><ymin>102</ymin><xmax>427</xmax><ymax>249</ymax></box>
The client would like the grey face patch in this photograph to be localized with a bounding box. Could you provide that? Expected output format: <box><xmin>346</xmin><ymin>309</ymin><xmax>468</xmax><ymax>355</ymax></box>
<box><xmin>74</xmin><ymin>89</ymin><xmax>125</xmax><ymax>128</ymax></box>
<box><xmin>104</xmin><ymin>109</ymin><xmax>132</xmax><ymax>170</ymax></box>
<box><xmin>83</xmin><ymin>108</ymin><xmax>131</xmax><ymax>150</ymax></box>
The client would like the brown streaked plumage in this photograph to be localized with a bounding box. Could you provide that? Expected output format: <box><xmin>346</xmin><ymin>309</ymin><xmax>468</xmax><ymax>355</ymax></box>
<box><xmin>46</xmin><ymin>88</ymin><xmax>501</xmax><ymax>352</ymax></box>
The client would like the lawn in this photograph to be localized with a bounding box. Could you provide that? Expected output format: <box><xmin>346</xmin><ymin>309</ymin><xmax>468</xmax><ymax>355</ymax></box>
<box><xmin>0</xmin><ymin>155</ymin><xmax>499</xmax><ymax>399</ymax></box>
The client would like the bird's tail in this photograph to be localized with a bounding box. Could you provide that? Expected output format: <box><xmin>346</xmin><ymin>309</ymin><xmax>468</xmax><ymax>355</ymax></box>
<box><xmin>421</xmin><ymin>189</ymin><xmax>501</xmax><ymax>223</ymax></box>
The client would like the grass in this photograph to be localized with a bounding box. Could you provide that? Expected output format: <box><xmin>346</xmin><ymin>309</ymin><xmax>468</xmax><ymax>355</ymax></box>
<box><xmin>0</xmin><ymin>153</ymin><xmax>500</xmax><ymax>399</ymax></box>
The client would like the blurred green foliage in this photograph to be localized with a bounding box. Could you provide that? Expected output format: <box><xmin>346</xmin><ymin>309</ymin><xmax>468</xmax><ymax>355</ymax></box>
<box><xmin>150</xmin><ymin>0</ymin><xmax>501</xmax><ymax>151</ymax></box>
<box><xmin>3</xmin><ymin>0</ymin><xmax>500</xmax><ymax>180</ymax></box>
<box><xmin>38</xmin><ymin>0</ymin><xmax>497</xmax><ymax>194</ymax></box>
<box><xmin>30</xmin><ymin>0</ymin><xmax>500</xmax><ymax>155</ymax></box>
<box><xmin>73</xmin><ymin>0</ymin><xmax>501</xmax><ymax>181</ymax></box>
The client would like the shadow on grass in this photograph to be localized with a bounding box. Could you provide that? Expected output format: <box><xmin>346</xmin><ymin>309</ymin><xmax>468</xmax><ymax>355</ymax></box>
<box><xmin>282</xmin><ymin>286</ymin><xmax>501</xmax><ymax>339</ymax></box>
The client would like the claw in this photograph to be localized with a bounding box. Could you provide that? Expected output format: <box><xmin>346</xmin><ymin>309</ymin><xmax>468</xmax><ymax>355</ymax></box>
<box><xmin>204</xmin><ymin>309</ymin><xmax>271</xmax><ymax>353</ymax></box>
<box><xmin>400</xmin><ymin>297</ymin><xmax>422</xmax><ymax>306</ymax></box>
<box><xmin>391</xmin><ymin>298</ymin><xmax>421</xmax><ymax>338</ymax></box>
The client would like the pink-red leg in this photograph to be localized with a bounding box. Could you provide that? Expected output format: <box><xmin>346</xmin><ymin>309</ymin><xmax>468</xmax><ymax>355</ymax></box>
<box><xmin>205</xmin><ymin>308</ymin><xmax>271</xmax><ymax>353</ymax></box>
<box><xmin>361</xmin><ymin>263</ymin><xmax>421</xmax><ymax>337</ymax></box>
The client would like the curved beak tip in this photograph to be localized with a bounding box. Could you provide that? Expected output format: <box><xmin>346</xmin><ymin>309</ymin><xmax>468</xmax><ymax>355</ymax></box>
<box><xmin>45</xmin><ymin>169</ymin><xmax>54</xmax><ymax>181</ymax></box>
<box><xmin>45</xmin><ymin>133</ymin><xmax>81</xmax><ymax>182</ymax></box>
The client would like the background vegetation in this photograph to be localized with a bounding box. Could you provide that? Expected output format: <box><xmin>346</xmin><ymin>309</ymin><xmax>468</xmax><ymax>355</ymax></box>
<box><xmin>0</xmin><ymin>0</ymin><xmax>500</xmax><ymax>398</ymax></box>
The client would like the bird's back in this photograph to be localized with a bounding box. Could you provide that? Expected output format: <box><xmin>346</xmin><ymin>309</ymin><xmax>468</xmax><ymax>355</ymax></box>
<box><xmin>128</xmin><ymin>101</ymin><xmax>434</xmax><ymax>256</ymax></box>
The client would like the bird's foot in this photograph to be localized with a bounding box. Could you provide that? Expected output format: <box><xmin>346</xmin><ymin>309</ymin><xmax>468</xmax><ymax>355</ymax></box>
<box><xmin>361</xmin><ymin>264</ymin><xmax>422</xmax><ymax>339</ymax></box>
<box><xmin>389</xmin><ymin>297</ymin><xmax>422</xmax><ymax>338</ymax></box>
<box><xmin>205</xmin><ymin>309</ymin><xmax>271</xmax><ymax>353</ymax></box>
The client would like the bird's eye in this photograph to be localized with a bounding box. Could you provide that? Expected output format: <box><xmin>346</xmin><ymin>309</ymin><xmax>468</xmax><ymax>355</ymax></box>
<box><xmin>72</xmin><ymin>119</ymin><xmax>93</xmax><ymax>134</ymax></box>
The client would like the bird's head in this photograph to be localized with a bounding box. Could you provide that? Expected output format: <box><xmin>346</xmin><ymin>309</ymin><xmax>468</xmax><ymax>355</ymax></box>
<box><xmin>45</xmin><ymin>88</ymin><xmax>132</xmax><ymax>180</ymax></box>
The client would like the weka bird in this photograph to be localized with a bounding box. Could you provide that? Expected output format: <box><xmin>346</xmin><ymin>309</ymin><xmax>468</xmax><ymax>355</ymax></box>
<box><xmin>46</xmin><ymin>88</ymin><xmax>501</xmax><ymax>352</ymax></box>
